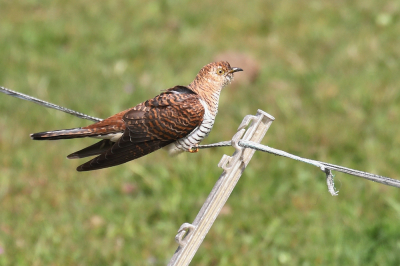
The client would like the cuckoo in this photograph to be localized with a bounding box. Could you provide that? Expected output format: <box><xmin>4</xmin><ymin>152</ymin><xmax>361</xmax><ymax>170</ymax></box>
<box><xmin>31</xmin><ymin>61</ymin><xmax>243</xmax><ymax>171</ymax></box>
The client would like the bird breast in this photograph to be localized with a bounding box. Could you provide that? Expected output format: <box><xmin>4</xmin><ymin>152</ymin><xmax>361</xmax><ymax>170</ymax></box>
<box><xmin>165</xmin><ymin>99</ymin><xmax>216</xmax><ymax>155</ymax></box>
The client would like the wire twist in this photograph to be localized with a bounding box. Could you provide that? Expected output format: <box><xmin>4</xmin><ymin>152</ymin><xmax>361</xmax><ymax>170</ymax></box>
<box><xmin>198</xmin><ymin>140</ymin><xmax>400</xmax><ymax>194</ymax></box>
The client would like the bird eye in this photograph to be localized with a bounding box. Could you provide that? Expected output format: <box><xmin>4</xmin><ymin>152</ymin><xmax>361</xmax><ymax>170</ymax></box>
<box><xmin>217</xmin><ymin>68</ymin><xmax>224</xmax><ymax>75</ymax></box>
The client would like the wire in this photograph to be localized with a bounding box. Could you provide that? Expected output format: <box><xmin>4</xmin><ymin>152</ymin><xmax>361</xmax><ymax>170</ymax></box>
<box><xmin>0</xmin><ymin>86</ymin><xmax>102</xmax><ymax>122</ymax></box>
<box><xmin>199</xmin><ymin>140</ymin><xmax>400</xmax><ymax>190</ymax></box>
<box><xmin>2</xmin><ymin>86</ymin><xmax>399</xmax><ymax>191</ymax></box>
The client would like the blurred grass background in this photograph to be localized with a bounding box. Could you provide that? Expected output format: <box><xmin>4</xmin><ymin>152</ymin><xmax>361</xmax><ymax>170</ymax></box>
<box><xmin>1</xmin><ymin>0</ymin><xmax>400</xmax><ymax>265</ymax></box>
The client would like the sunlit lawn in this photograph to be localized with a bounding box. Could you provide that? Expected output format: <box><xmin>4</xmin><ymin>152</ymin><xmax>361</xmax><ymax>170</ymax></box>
<box><xmin>1</xmin><ymin>0</ymin><xmax>400</xmax><ymax>265</ymax></box>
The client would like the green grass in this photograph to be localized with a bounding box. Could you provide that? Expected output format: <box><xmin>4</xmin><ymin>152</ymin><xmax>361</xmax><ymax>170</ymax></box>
<box><xmin>1</xmin><ymin>0</ymin><xmax>400</xmax><ymax>265</ymax></box>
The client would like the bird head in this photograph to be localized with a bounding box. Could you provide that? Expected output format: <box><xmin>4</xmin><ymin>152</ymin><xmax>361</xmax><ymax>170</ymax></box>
<box><xmin>190</xmin><ymin>61</ymin><xmax>243</xmax><ymax>91</ymax></box>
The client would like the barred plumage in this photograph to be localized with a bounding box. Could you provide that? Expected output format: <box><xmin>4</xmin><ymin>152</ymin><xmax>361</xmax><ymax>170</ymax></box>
<box><xmin>30</xmin><ymin>62</ymin><xmax>243</xmax><ymax>171</ymax></box>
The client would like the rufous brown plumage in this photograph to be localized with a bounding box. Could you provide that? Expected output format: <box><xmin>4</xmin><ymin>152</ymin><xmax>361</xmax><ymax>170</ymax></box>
<box><xmin>31</xmin><ymin>61</ymin><xmax>243</xmax><ymax>171</ymax></box>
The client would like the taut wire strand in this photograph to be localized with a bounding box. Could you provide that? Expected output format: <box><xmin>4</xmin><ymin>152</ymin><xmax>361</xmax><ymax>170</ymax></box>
<box><xmin>2</xmin><ymin>86</ymin><xmax>399</xmax><ymax>190</ymax></box>
<box><xmin>0</xmin><ymin>86</ymin><xmax>102</xmax><ymax>122</ymax></box>
<box><xmin>198</xmin><ymin>140</ymin><xmax>400</xmax><ymax>190</ymax></box>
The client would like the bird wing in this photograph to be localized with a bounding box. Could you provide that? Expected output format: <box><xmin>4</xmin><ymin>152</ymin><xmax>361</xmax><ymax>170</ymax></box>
<box><xmin>77</xmin><ymin>90</ymin><xmax>205</xmax><ymax>171</ymax></box>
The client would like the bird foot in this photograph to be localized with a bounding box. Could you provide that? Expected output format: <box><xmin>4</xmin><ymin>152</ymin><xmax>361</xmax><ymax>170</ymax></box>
<box><xmin>189</xmin><ymin>144</ymin><xmax>199</xmax><ymax>153</ymax></box>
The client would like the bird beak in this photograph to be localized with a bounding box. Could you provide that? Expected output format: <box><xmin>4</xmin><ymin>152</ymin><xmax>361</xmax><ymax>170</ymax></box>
<box><xmin>229</xmin><ymin>67</ymin><xmax>243</xmax><ymax>73</ymax></box>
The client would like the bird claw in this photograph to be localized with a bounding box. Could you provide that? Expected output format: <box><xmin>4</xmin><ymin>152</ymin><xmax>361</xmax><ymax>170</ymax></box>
<box><xmin>189</xmin><ymin>144</ymin><xmax>199</xmax><ymax>153</ymax></box>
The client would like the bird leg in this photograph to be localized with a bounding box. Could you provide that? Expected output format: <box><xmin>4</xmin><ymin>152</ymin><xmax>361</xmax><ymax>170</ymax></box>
<box><xmin>189</xmin><ymin>144</ymin><xmax>199</xmax><ymax>153</ymax></box>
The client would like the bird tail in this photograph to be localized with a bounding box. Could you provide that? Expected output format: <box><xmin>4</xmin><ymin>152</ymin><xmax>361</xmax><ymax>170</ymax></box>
<box><xmin>67</xmin><ymin>139</ymin><xmax>114</xmax><ymax>159</ymax></box>
<box><xmin>30</xmin><ymin>128</ymin><xmax>98</xmax><ymax>140</ymax></box>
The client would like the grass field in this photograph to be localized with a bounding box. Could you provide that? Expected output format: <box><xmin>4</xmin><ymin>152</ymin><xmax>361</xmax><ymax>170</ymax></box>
<box><xmin>1</xmin><ymin>0</ymin><xmax>400</xmax><ymax>265</ymax></box>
